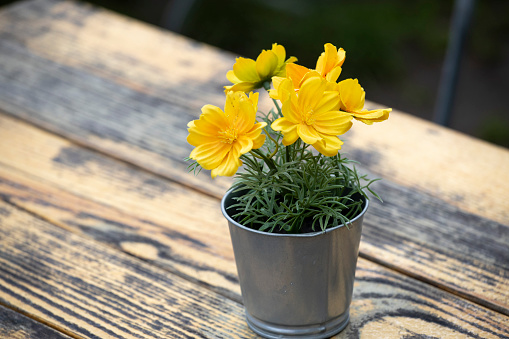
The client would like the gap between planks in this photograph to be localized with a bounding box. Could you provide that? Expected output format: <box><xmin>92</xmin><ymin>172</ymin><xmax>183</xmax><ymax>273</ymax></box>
<box><xmin>359</xmin><ymin>251</ymin><xmax>509</xmax><ymax>318</ymax></box>
<box><xmin>0</xmin><ymin>298</ymin><xmax>84</xmax><ymax>339</ymax></box>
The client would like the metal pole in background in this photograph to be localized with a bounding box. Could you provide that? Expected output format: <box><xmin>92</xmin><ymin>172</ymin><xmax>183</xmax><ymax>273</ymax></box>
<box><xmin>433</xmin><ymin>0</ymin><xmax>476</xmax><ymax>127</ymax></box>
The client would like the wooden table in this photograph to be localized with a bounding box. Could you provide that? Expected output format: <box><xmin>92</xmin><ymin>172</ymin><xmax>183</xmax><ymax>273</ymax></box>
<box><xmin>0</xmin><ymin>0</ymin><xmax>508</xmax><ymax>338</ymax></box>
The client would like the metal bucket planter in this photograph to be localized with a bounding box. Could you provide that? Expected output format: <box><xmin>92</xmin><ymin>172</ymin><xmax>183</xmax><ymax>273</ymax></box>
<box><xmin>221</xmin><ymin>188</ymin><xmax>368</xmax><ymax>339</ymax></box>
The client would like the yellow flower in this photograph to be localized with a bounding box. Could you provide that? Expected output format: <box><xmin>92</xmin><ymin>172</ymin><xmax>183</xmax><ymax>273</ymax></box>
<box><xmin>270</xmin><ymin>43</ymin><xmax>345</xmax><ymax>100</ymax></box>
<box><xmin>187</xmin><ymin>91</ymin><xmax>267</xmax><ymax>178</ymax></box>
<box><xmin>338</xmin><ymin>79</ymin><xmax>391</xmax><ymax>124</ymax></box>
<box><xmin>271</xmin><ymin>77</ymin><xmax>353</xmax><ymax>156</ymax></box>
<box><xmin>225</xmin><ymin>43</ymin><xmax>297</xmax><ymax>92</ymax></box>
<box><xmin>316</xmin><ymin>43</ymin><xmax>346</xmax><ymax>82</ymax></box>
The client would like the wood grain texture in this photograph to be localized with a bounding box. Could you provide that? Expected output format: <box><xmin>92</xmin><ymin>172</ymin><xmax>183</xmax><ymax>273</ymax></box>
<box><xmin>0</xmin><ymin>162</ymin><xmax>242</xmax><ymax>303</ymax></box>
<box><xmin>0</xmin><ymin>201</ymin><xmax>508</xmax><ymax>339</ymax></box>
<box><xmin>1</xmin><ymin>112</ymin><xmax>508</xmax><ymax>316</ymax></box>
<box><xmin>0</xmin><ymin>201</ymin><xmax>256</xmax><ymax>339</ymax></box>
<box><xmin>0</xmin><ymin>0</ymin><xmax>508</xmax><ymax>337</ymax></box>
<box><xmin>341</xmin><ymin>108</ymin><xmax>509</xmax><ymax>227</ymax></box>
<box><xmin>0</xmin><ymin>304</ymin><xmax>72</xmax><ymax>339</ymax></box>
<box><xmin>0</xmin><ymin>0</ymin><xmax>508</xmax><ymax>225</ymax></box>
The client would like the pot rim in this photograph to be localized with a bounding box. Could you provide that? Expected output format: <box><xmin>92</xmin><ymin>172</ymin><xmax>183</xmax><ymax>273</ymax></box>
<box><xmin>221</xmin><ymin>187</ymin><xmax>369</xmax><ymax>238</ymax></box>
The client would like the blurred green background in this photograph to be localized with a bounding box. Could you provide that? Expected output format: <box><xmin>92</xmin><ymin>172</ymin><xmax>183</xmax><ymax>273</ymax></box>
<box><xmin>2</xmin><ymin>0</ymin><xmax>508</xmax><ymax>147</ymax></box>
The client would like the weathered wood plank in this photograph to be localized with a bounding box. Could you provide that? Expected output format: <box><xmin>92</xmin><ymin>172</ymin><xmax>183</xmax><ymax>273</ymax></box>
<box><xmin>1</xmin><ymin>200</ymin><xmax>508</xmax><ymax>338</ymax></box>
<box><xmin>341</xmin><ymin>110</ymin><xmax>509</xmax><ymax>227</ymax></box>
<box><xmin>0</xmin><ymin>112</ymin><xmax>508</xmax><ymax>317</ymax></box>
<box><xmin>0</xmin><ymin>200</ymin><xmax>256</xmax><ymax>339</ymax></box>
<box><xmin>0</xmin><ymin>162</ymin><xmax>242</xmax><ymax>303</ymax></box>
<box><xmin>0</xmin><ymin>35</ymin><xmax>232</xmax><ymax>198</ymax></box>
<box><xmin>0</xmin><ymin>304</ymin><xmax>72</xmax><ymax>339</ymax></box>
<box><xmin>0</xmin><ymin>0</ymin><xmax>508</xmax><ymax>226</ymax></box>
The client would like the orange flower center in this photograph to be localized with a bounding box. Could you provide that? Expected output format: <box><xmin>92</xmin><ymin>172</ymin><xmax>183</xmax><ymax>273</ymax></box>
<box><xmin>218</xmin><ymin>128</ymin><xmax>238</xmax><ymax>144</ymax></box>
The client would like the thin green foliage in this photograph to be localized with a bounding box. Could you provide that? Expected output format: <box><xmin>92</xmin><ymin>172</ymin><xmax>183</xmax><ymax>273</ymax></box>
<box><xmin>226</xmin><ymin>106</ymin><xmax>382</xmax><ymax>234</ymax></box>
<box><xmin>184</xmin><ymin>157</ymin><xmax>202</xmax><ymax>176</ymax></box>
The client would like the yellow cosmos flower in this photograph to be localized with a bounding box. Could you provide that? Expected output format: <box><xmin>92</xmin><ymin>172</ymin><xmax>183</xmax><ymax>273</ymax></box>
<box><xmin>270</xmin><ymin>43</ymin><xmax>345</xmax><ymax>100</ymax></box>
<box><xmin>225</xmin><ymin>43</ymin><xmax>297</xmax><ymax>92</ymax></box>
<box><xmin>338</xmin><ymin>79</ymin><xmax>391</xmax><ymax>125</ymax></box>
<box><xmin>316</xmin><ymin>43</ymin><xmax>346</xmax><ymax>83</ymax></box>
<box><xmin>271</xmin><ymin>77</ymin><xmax>353</xmax><ymax>156</ymax></box>
<box><xmin>187</xmin><ymin>91</ymin><xmax>267</xmax><ymax>178</ymax></box>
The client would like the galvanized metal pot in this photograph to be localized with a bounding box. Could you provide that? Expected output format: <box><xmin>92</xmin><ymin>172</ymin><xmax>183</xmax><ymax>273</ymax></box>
<box><xmin>221</xmin><ymin>188</ymin><xmax>368</xmax><ymax>339</ymax></box>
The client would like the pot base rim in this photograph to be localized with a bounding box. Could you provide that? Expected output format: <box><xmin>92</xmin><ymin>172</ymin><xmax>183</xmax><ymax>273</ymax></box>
<box><xmin>245</xmin><ymin>309</ymin><xmax>350</xmax><ymax>339</ymax></box>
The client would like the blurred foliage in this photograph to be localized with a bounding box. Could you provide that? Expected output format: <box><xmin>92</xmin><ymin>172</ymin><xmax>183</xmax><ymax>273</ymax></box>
<box><xmin>471</xmin><ymin>0</ymin><xmax>509</xmax><ymax>65</ymax></box>
<box><xmin>479</xmin><ymin>115</ymin><xmax>509</xmax><ymax>148</ymax></box>
<box><xmin>182</xmin><ymin>0</ymin><xmax>452</xmax><ymax>84</ymax></box>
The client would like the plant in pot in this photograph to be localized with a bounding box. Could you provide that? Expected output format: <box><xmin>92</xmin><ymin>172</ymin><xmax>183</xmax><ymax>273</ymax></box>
<box><xmin>186</xmin><ymin>43</ymin><xmax>391</xmax><ymax>338</ymax></box>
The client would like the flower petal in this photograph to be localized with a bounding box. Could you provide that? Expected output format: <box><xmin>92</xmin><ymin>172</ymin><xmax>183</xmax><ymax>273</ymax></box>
<box><xmin>277</xmin><ymin>78</ymin><xmax>295</xmax><ymax>104</ymax></box>
<box><xmin>211</xmin><ymin>145</ymin><xmax>242</xmax><ymax>178</ymax></box>
<box><xmin>338</xmin><ymin>79</ymin><xmax>365</xmax><ymax>112</ymax></box>
<box><xmin>298</xmin><ymin>77</ymin><xmax>326</xmax><ymax>111</ymax></box>
<box><xmin>190</xmin><ymin>105</ymin><xmax>228</xmax><ymax>139</ymax></box>
<box><xmin>316</xmin><ymin>43</ymin><xmax>346</xmax><ymax>79</ymax></box>
<box><xmin>269</xmin><ymin>76</ymin><xmax>285</xmax><ymax>99</ymax></box>
<box><xmin>297</xmin><ymin>124</ymin><xmax>322</xmax><ymax>145</ymax></box>
<box><xmin>244</xmin><ymin>123</ymin><xmax>267</xmax><ymax>148</ymax></box>
<box><xmin>187</xmin><ymin>130</ymin><xmax>217</xmax><ymax>147</ymax></box>
<box><xmin>281</xmin><ymin>96</ymin><xmax>301</xmax><ymax>124</ymax></box>
<box><xmin>282</xmin><ymin>128</ymin><xmax>299</xmax><ymax>146</ymax></box>
<box><xmin>233</xmin><ymin>57</ymin><xmax>259</xmax><ymax>82</ymax></box>
<box><xmin>312</xmin><ymin>135</ymin><xmax>343</xmax><ymax>156</ymax></box>
<box><xmin>353</xmin><ymin>108</ymin><xmax>391</xmax><ymax>124</ymax></box>
<box><xmin>271</xmin><ymin>43</ymin><xmax>286</xmax><ymax>64</ymax></box>
<box><xmin>231</xmin><ymin>93</ymin><xmax>257</xmax><ymax>133</ymax></box>
<box><xmin>190</xmin><ymin>141</ymin><xmax>232</xmax><ymax>170</ymax></box>
<box><xmin>313</xmin><ymin>111</ymin><xmax>353</xmax><ymax>135</ymax></box>
<box><xmin>236</xmin><ymin>136</ymin><xmax>254</xmax><ymax>154</ymax></box>
<box><xmin>256</xmin><ymin>50</ymin><xmax>279</xmax><ymax>79</ymax></box>
<box><xmin>252</xmin><ymin>133</ymin><xmax>266</xmax><ymax>149</ymax></box>
<box><xmin>248</xmin><ymin>91</ymin><xmax>259</xmax><ymax>110</ymax></box>
<box><xmin>201</xmin><ymin>104</ymin><xmax>228</xmax><ymax>126</ymax></box>
<box><xmin>226</xmin><ymin>70</ymin><xmax>240</xmax><ymax>84</ymax></box>
<box><xmin>314</xmin><ymin>91</ymin><xmax>340</xmax><ymax>115</ymax></box>
<box><xmin>325</xmin><ymin>66</ymin><xmax>342</xmax><ymax>83</ymax></box>
<box><xmin>271</xmin><ymin>117</ymin><xmax>297</xmax><ymax>133</ymax></box>
<box><xmin>286</xmin><ymin>63</ymin><xmax>311</xmax><ymax>89</ymax></box>
<box><xmin>224</xmin><ymin>82</ymin><xmax>259</xmax><ymax>93</ymax></box>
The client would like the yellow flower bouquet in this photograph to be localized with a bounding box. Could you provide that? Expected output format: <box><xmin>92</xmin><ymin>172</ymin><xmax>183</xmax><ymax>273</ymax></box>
<box><xmin>187</xmin><ymin>43</ymin><xmax>391</xmax><ymax>234</ymax></box>
<box><xmin>187</xmin><ymin>43</ymin><xmax>392</xmax><ymax>337</ymax></box>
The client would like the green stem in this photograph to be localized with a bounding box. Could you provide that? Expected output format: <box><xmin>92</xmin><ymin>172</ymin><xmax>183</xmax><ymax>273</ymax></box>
<box><xmin>250</xmin><ymin>151</ymin><xmax>264</xmax><ymax>160</ymax></box>
<box><xmin>299</xmin><ymin>141</ymin><xmax>307</xmax><ymax>162</ymax></box>
<box><xmin>272</xmin><ymin>98</ymin><xmax>283</xmax><ymax>119</ymax></box>
<box><xmin>251</xmin><ymin>149</ymin><xmax>277</xmax><ymax>172</ymax></box>
<box><xmin>263</xmin><ymin>128</ymin><xmax>279</xmax><ymax>159</ymax></box>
